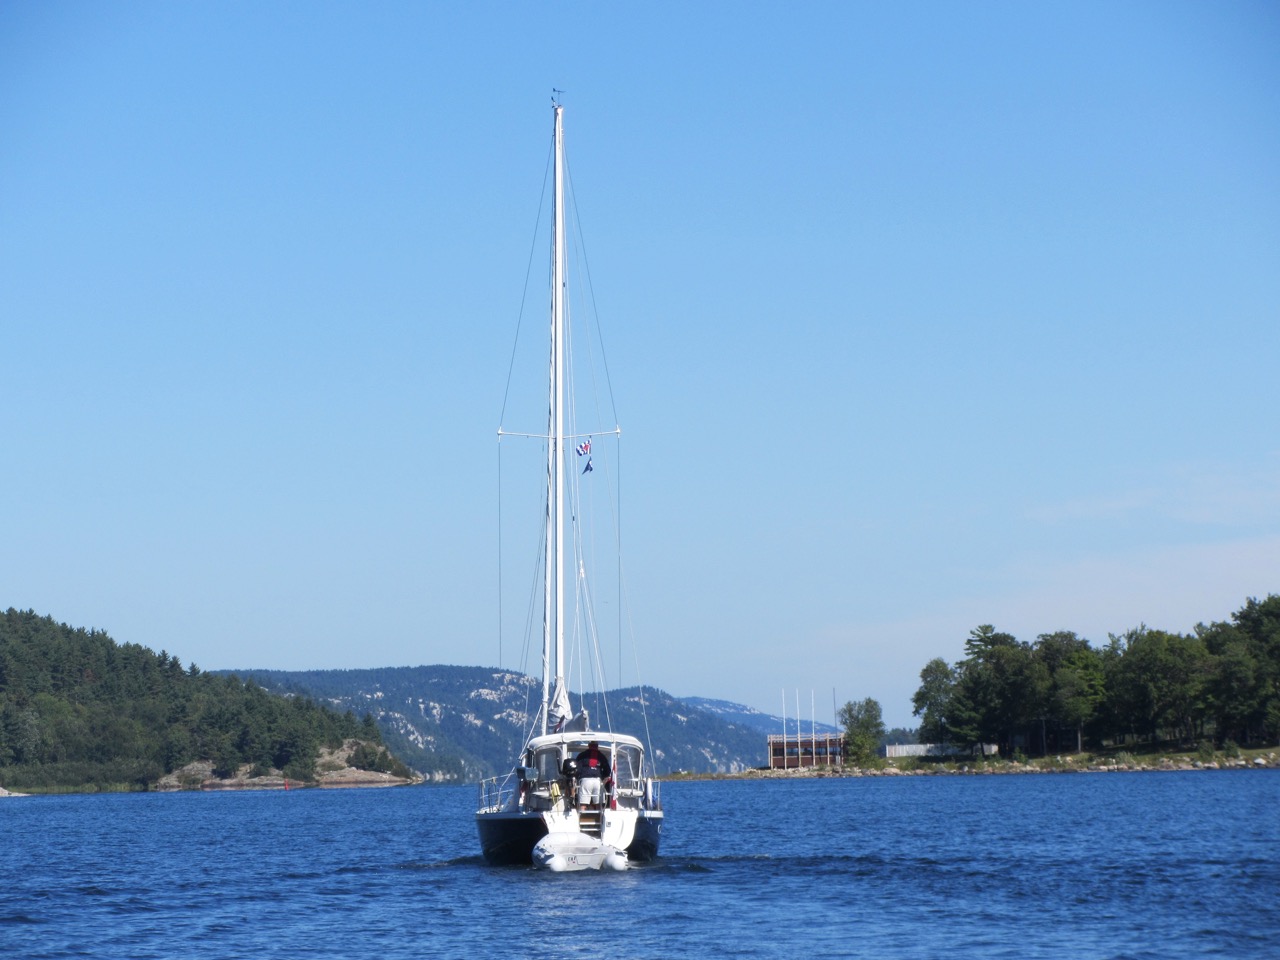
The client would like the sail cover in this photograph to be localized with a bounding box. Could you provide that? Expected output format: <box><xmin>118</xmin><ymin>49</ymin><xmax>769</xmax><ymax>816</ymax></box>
<box><xmin>548</xmin><ymin>679</ymin><xmax>573</xmax><ymax>733</ymax></box>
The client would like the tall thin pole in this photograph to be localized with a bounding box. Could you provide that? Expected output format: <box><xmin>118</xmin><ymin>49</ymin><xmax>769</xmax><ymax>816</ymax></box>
<box><xmin>617</xmin><ymin>438</ymin><xmax>622</xmax><ymax>687</ymax></box>
<box><xmin>498</xmin><ymin>437</ymin><xmax>503</xmax><ymax>669</ymax></box>
<box><xmin>552</xmin><ymin>102</ymin><xmax>566</xmax><ymax>689</ymax></box>
<box><xmin>833</xmin><ymin>688</ymin><xmax>841</xmax><ymax>766</ymax></box>
<box><xmin>795</xmin><ymin>689</ymin><xmax>801</xmax><ymax>767</ymax></box>
<box><xmin>539</xmin><ymin>101</ymin><xmax>568</xmax><ymax>736</ymax></box>
<box><xmin>780</xmin><ymin>689</ymin><xmax>786</xmax><ymax>769</ymax></box>
<box><xmin>540</xmin><ymin>339</ymin><xmax>553</xmax><ymax>733</ymax></box>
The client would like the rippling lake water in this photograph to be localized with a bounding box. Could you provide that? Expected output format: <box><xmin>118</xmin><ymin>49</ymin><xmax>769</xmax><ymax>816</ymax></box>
<box><xmin>3</xmin><ymin>771</ymin><xmax>1277</xmax><ymax>958</ymax></box>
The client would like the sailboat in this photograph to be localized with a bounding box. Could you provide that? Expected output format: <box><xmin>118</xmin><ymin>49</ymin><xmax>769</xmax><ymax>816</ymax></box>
<box><xmin>474</xmin><ymin>99</ymin><xmax>664</xmax><ymax>870</ymax></box>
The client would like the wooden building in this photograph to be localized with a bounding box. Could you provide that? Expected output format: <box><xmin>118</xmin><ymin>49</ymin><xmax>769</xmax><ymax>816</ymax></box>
<box><xmin>767</xmin><ymin>732</ymin><xmax>845</xmax><ymax>769</ymax></box>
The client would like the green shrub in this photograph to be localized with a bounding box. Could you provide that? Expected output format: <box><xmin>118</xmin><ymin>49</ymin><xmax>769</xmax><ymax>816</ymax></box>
<box><xmin>348</xmin><ymin>742</ymin><xmax>414</xmax><ymax>778</ymax></box>
<box><xmin>282</xmin><ymin>757</ymin><xmax>316</xmax><ymax>782</ymax></box>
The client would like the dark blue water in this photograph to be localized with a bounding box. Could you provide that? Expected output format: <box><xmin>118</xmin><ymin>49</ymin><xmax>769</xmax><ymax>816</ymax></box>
<box><xmin>3</xmin><ymin>772</ymin><xmax>1277</xmax><ymax>958</ymax></box>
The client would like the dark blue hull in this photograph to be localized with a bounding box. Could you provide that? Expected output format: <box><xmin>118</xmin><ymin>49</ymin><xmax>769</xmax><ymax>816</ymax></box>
<box><xmin>476</xmin><ymin>812</ymin><xmax>548</xmax><ymax>865</ymax></box>
<box><xmin>629</xmin><ymin>811</ymin><xmax>663</xmax><ymax>862</ymax></box>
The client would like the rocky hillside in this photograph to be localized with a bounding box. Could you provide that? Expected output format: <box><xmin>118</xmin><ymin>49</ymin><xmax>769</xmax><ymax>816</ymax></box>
<box><xmin>225</xmin><ymin>665</ymin><xmax>771</xmax><ymax>780</ymax></box>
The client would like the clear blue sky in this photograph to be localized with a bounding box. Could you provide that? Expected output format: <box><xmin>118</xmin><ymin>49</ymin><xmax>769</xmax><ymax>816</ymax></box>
<box><xmin>3</xmin><ymin>2</ymin><xmax>1277</xmax><ymax>729</ymax></box>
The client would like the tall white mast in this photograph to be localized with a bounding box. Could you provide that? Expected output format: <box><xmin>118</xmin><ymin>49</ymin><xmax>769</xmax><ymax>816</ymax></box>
<box><xmin>540</xmin><ymin>100</ymin><xmax>568</xmax><ymax>736</ymax></box>
<box><xmin>552</xmin><ymin>102</ymin><xmax>566</xmax><ymax>692</ymax></box>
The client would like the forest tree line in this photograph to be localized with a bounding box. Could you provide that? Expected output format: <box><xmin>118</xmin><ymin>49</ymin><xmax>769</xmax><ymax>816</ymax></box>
<box><xmin>910</xmin><ymin>594</ymin><xmax>1280</xmax><ymax>757</ymax></box>
<box><xmin>0</xmin><ymin>608</ymin><xmax>409</xmax><ymax>790</ymax></box>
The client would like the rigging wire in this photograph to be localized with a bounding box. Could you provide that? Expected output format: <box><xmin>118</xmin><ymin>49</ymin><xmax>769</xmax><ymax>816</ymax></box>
<box><xmin>562</xmin><ymin>132</ymin><xmax>659</xmax><ymax>762</ymax></box>
<box><xmin>497</xmin><ymin>135</ymin><xmax>554</xmax><ymax>430</ymax></box>
<box><xmin>564</xmin><ymin>148</ymin><xmax>626</xmax><ymax>688</ymax></box>
<box><xmin>498</xmin><ymin>130</ymin><xmax>553</xmax><ymax>682</ymax></box>
<box><xmin>516</xmin><ymin>479</ymin><xmax>549</xmax><ymax>747</ymax></box>
<box><xmin>562</xmin><ymin>146</ymin><xmax>621</xmax><ymax>429</ymax></box>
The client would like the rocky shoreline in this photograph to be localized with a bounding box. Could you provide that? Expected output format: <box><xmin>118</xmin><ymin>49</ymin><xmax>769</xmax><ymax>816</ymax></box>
<box><xmin>2</xmin><ymin>740</ymin><xmax>421</xmax><ymax>796</ymax></box>
<box><xmin>153</xmin><ymin>760</ymin><xmax>418</xmax><ymax>791</ymax></box>
<box><xmin>674</xmin><ymin>751</ymin><xmax>1278</xmax><ymax>781</ymax></box>
<box><xmin>154</xmin><ymin>740</ymin><xmax>421</xmax><ymax>791</ymax></box>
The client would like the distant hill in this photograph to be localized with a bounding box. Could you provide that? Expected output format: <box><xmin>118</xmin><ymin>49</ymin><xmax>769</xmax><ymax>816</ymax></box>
<box><xmin>223</xmin><ymin>666</ymin><xmax>774</xmax><ymax>779</ymax></box>
<box><xmin>683</xmin><ymin>697</ymin><xmax>841</xmax><ymax>736</ymax></box>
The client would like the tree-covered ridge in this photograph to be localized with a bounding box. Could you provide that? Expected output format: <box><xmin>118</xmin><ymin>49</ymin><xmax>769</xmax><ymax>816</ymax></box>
<box><xmin>0</xmin><ymin>609</ymin><xmax>399</xmax><ymax>791</ymax></box>
<box><xmin>912</xmin><ymin>594</ymin><xmax>1280</xmax><ymax>757</ymax></box>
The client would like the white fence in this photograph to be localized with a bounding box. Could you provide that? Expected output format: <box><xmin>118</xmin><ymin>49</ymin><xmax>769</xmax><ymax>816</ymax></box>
<box><xmin>884</xmin><ymin>743</ymin><xmax>998</xmax><ymax>758</ymax></box>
